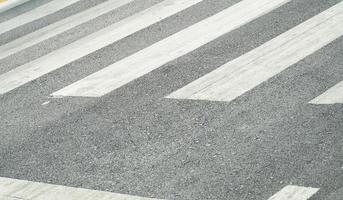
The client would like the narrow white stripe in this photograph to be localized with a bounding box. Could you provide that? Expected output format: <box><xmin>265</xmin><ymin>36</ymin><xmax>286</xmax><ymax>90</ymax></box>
<box><xmin>52</xmin><ymin>0</ymin><xmax>290</xmax><ymax>97</ymax></box>
<box><xmin>0</xmin><ymin>177</ymin><xmax>162</xmax><ymax>200</ymax></box>
<box><xmin>0</xmin><ymin>0</ymin><xmax>30</xmax><ymax>13</ymax></box>
<box><xmin>0</xmin><ymin>0</ymin><xmax>204</xmax><ymax>95</ymax></box>
<box><xmin>0</xmin><ymin>0</ymin><xmax>134</xmax><ymax>60</ymax></box>
<box><xmin>309</xmin><ymin>80</ymin><xmax>343</xmax><ymax>104</ymax></box>
<box><xmin>167</xmin><ymin>2</ymin><xmax>343</xmax><ymax>102</ymax></box>
<box><xmin>268</xmin><ymin>185</ymin><xmax>319</xmax><ymax>200</ymax></box>
<box><xmin>0</xmin><ymin>0</ymin><xmax>81</xmax><ymax>35</ymax></box>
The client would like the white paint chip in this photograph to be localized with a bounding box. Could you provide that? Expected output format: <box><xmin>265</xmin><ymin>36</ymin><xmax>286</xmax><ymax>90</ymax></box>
<box><xmin>0</xmin><ymin>177</ymin><xmax>162</xmax><ymax>200</ymax></box>
<box><xmin>166</xmin><ymin>1</ymin><xmax>343</xmax><ymax>103</ymax></box>
<box><xmin>41</xmin><ymin>101</ymin><xmax>50</xmax><ymax>105</ymax></box>
<box><xmin>51</xmin><ymin>0</ymin><xmax>290</xmax><ymax>97</ymax></box>
<box><xmin>268</xmin><ymin>185</ymin><xmax>319</xmax><ymax>200</ymax></box>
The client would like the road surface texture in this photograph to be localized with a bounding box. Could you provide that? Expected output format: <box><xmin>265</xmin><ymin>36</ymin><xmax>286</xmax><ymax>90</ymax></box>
<box><xmin>0</xmin><ymin>0</ymin><xmax>342</xmax><ymax>199</ymax></box>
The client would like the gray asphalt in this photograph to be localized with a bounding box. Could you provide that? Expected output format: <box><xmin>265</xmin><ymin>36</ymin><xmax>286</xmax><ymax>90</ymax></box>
<box><xmin>0</xmin><ymin>0</ymin><xmax>342</xmax><ymax>199</ymax></box>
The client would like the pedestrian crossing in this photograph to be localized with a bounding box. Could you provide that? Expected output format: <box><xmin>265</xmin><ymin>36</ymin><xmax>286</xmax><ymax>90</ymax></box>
<box><xmin>0</xmin><ymin>0</ymin><xmax>342</xmax><ymax>199</ymax></box>
<box><xmin>0</xmin><ymin>0</ymin><xmax>341</xmax><ymax>105</ymax></box>
<box><xmin>0</xmin><ymin>0</ymin><xmax>30</xmax><ymax>13</ymax></box>
<box><xmin>0</xmin><ymin>0</ymin><xmax>82</xmax><ymax>35</ymax></box>
<box><xmin>0</xmin><ymin>0</ymin><xmax>205</xmax><ymax>95</ymax></box>
<box><xmin>0</xmin><ymin>177</ymin><xmax>321</xmax><ymax>200</ymax></box>
<box><xmin>166</xmin><ymin>1</ymin><xmax>343</xmax><ymax>103</ymax></box>
<box><xmin>309</xmin><ymin>80</ymin><xmax>343</xmax><ymax>104</ymax></box>
<box><xmin>51</xmin><ymin>0</ymin><xmax>290</xmax><ymax>97</ymax></box>
<box><xmin>268</xmin><ymin>185</ymin><xmax>319</xmax><ymax>200</ymax></box>
<box><xmin>0</xmin><ymin>0</ymin><xmax>135</xmax><ymax>60</ymax></box>
<box><xmin>0</xmin><ymin>177</ymin><xmax>161</xmax><ymax>200</ymax></box>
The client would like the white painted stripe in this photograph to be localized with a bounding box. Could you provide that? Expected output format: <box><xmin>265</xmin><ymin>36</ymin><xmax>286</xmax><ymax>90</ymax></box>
<box><xmin>167</xmin><ymin>2</ymin><xmax>343</xmax><ymax>102</ymax></box>
<box><xmin>0</xmin><ymin>0</ymin><xmax>81</xmax><ymax>35</ymax></box>
<box><xmin>52</xmin><ymin>0</ymin><xmax>290</xmax><ymax>97</ymax></box>
<box><xmin>0</xmin><ymin>177</ymin><xmax>162</xmax><ymax>200</ymax></box>
<box><xmin>0</xmin><ymin>0</ymin><xmax>30</xmax><ymax>13</ymax></box>
<box><xmin>268</xmin><ymin>185</ymin><xmax>319</xmax><ymax>200</ymax></box>
<box><xmin>0</xmin><ymin>0</ymin><xmax>204</xmax><ymax>95</ymax></box>
<box><xmin>0</xmin><ymin>196</ymin><xmax>20</xmax><ymax>200</ymax></box>
<box><xmin>309</xmin><ymin>80</ymin><xmax>343</xmax><ymax>104</ymax></box>
<box><xmin>0</xmin><ymin>0</ymin><xmax>134</xmax><ymax>60</ymax></box>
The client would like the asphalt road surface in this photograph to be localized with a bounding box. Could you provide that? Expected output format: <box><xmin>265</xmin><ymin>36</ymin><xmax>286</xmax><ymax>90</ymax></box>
<box><xmin>0</xmin><ymin>0</ymin><xmax>343</xmax><ymax>199</ymax></box>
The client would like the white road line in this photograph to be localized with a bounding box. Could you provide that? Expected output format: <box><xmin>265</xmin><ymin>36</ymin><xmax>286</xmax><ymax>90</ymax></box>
<box><xmin>0</xmin><ymin>177</ymin><xmax>162</xmax><ymax>200</ymax></box>
<box><xmin>309</xmin><ymin>80</ymin><xmax>343</xmax><ymax>104</ymax></box>
<box><xmin>166</xmin><ymin>2</ymin><xmax>343</xmax><ymax>102</ymax></box>
<box><xmin>0</xmin><ymin>0</ymin><xmax>82</xmax><ymax>35</ymax></box>
<box><xmin>0</xmin><ymin>0</ymin><xmax>30</xmax><ymax>13</ymax></box>
<box><xmin>0</xmin><ymin>0</ymin><xmax>134</xmax><ymax>60</ymax></box>
<box><xmin>0</xmin><ymin>0</ymin><xmax>204</xmax><ymax>95</ymax></box>
<box><xmin>268</xmin><ymin>185</ymin><xmax>319</xmax><ymax>200</ymax></box>
<box><xmin>51</xmin><ymin>0</ymin><xmax>290</xmax><ymax>97</ymax></box>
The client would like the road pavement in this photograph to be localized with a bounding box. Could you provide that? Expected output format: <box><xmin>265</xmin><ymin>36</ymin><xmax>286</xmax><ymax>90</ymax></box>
<box><xmin>0</xmin><ymin>0</ymin><xmax>342</xmax><ymax>199</ymax></box>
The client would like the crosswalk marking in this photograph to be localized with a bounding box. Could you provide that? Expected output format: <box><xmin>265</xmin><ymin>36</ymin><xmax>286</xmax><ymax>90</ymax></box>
<box><xmin>0</xmin><ymin>0</ymin><xmax>204</xmax><ymax>95</ymax></box>
<box><xmin>0</xmin><ymin>0</ymin><xmax>134</xmax><ymax>60</ymax></box>
<box><xmin>309</xmin><ymin>80</ymin><xmax>343</xmax><ymax>104</ymax></box>
<box><xmin>268</xmin><ymin>185</ymin><xmax>319</xmax><ymax>200</ymax></box>
<box><xmin>0</xmin><ymin>0</ymin><xmax>81</xmax><ymax>35</ymax></box>
<box><xmin>0</xmin><ymin>1</ymin><xmax>340</xmax><ymax>199</ymax></box>
<box><xmin>166</xmin><ymin>1</ymin><xmax>343</xmax><ymax>102</ymax></box>
<box><xmin>0</xmin><ymin>177</ymin><xmax>162</xmax><ymax>200</ymax></box>
<box><xmin>51</xmin><ymin>0</ymin><xmax>290</xmax><ymax>97</ymax></box>
<box><xmin>0</xmin><ymin>0</ymin><xmax>30</xmax><ymax>13</ymax></box>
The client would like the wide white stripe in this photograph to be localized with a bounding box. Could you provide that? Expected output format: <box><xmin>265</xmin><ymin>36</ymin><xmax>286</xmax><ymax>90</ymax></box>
<box><xmin>0</xmin><ymin>177</ymin><xmax>161</xmax><ymax>200</ymax></box>
<box><xmin>0</xmin><ymin>0</ymin><xmax>134</xmax><ymax>60</ymax></box>
<box><xmin>167</xmin><ymin>2</ymin><xmax>343</xmax><ymax>102</ymax></box>
<box><xmin>52</xmin><ymin>0</ymin><xmax>290</xmax><ymax>97</ymax></box>
<box><xmin>0</xmin><ymin>0</ymin><xmax>30</xmax><ymax>13</ymax></box>
<box><xmin>0</xmin><ymin>0</ymin><xmax>81</xmax><ymax>35</ymax></box>
<box><xmin>0</xmin><ymin>0</ymin><xmax>204</xmax><ymax>95</ymax></box>
<box><xmin>309</xmin><ymin>80</ymin><xmax>343</xmax><ymax>104</ymax></box>
<box><xmin>268</xmin><ymin>185</ymin><xmax>319</xmax><ymax>200</ymax></box>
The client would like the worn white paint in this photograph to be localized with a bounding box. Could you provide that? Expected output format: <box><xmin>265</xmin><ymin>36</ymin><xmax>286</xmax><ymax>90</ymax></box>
<box><xmin>268</xmin><ymin>185</ymin><xmax>319</xmax><ymax>200</ymax></box>
<box><xmin>0</xmin><ymin>0</ymin><xmax>81</xmax><ymax>35</ymax></box>
<box><xmin>167</xmin><ymin>1</ymin><xmax>343</xmax><ymax>102</ymax></box>
<box><xmin>0</xmin><ymin>0</ymin><xmax>204</xmax><ymax>95</ymax></box>
<box><xmin>310</xmin><ymin>80</ymin><xmax>343</xmax><ymax>104</ymax></box>
<box><xmin>0</xmin><ymin>177</ymin><xmax>161</xmax><ymax>200</ymax></box>
<box><xmin>0</xmin><ymin>0</ymin><xmax>134</xmax><ymax>60</ymax></box>
<box><xmin>51</xmin><ymin>0</ymin><xmax>290</xmax><ymax>97</ymax></box>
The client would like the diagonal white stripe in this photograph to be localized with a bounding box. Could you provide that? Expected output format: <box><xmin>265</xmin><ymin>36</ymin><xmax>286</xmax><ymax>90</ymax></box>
<box><xmin>51</xmin><ymin>0</ymin><xmax>290</xmax><ymax>97</ymax></box>
<box><xmin>0</xmin><ymin>0</ymin><xmax>30</xmax><ymax>13</ymax></box>
<box><xmin>0</xmin><ymin>0</ymin><xmax>82</xmax><ymax>35</ymax></box>
<box><xmin>268</xmin><ymin>185</ymin><xmax>319</xmax><ymax>200</ymax></box>
<box><xmin>0</xmin><ymin>0</ymin><xmax>204</xmax><ymax>95</ymax></box>
<box><xmin>166</xmin><ymin>1</ymin><xmax>343</xmax><ymax>102</ymax></box>
<box><xmin>0</xmin><ymin>177</ymin><xmax>162</xmax><ymax>200</ymax></box>
<box><xmin>0</xmin><ymin>0</ymin><xmax>134</xmax><ymax>60</ymax></box>
<box><xmin>309</xmin><ymin>80</ymin><xmax>343</xmax><ymax>104</ymax></box>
